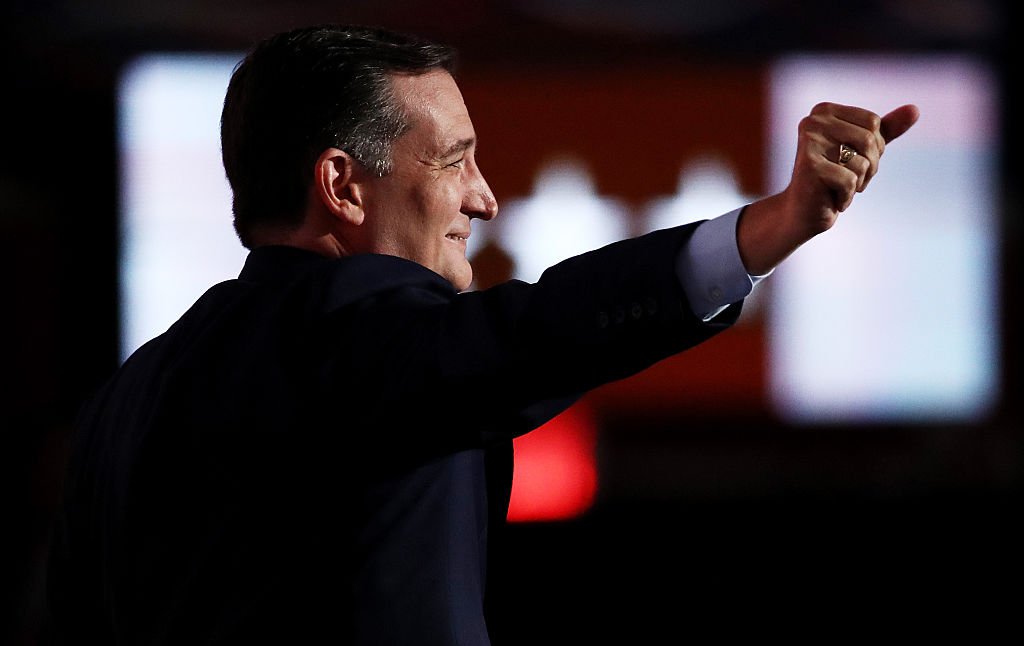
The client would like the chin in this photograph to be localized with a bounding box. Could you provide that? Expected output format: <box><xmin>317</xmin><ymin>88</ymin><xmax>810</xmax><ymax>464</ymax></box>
<box><xmin>447</xmin><ymin>265</ymin><xmax>473</xmax><ymax>293</ymax></box>
<box><xmin>451</xmin><ymin>274</ymin><xmax>473</xmax><ymax>293</ymax></box>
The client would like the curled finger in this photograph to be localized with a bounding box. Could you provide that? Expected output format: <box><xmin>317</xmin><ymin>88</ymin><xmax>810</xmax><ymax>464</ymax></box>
<box><xmin>836</xmin><ymin>144</ymin><xmax>871</xmax><ymax>191</ymax></box>
<box><xmin>819</xmin><ymin>159</ymin><xmax>860</xmax><ymax>212</ymax></box>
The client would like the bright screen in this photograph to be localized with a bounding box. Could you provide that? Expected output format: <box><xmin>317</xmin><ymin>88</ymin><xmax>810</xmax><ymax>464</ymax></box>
<box><xmin>766</xmin><ymin>56</ymin><xmax>1000</xmax><ymax>424</ymax></box>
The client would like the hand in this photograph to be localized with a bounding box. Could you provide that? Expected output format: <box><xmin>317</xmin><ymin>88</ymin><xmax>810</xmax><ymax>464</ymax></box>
<box><xmin>737</xmin><ymin>102</ymin><xmax>920</xmax><ymax>275</ymax></box>
<box><xmin>787</xmin><ymin>101</ymin><xmax>920</xmax><ymax>232</ymax></box>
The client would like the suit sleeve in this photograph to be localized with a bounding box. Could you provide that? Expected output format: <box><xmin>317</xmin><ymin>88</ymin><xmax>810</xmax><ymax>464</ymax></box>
<box><xmin>322</xmin><ymin>222</ymin><xmax>742</xmax><ymax>452</ymax></box>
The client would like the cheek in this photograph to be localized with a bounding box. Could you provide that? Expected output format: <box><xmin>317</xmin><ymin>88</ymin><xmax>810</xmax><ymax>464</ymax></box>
<box><xmin>437</xmin><ymin>175</ymin><xmax>465</xmax><ymax>206</ymax></box>
<box><xmin>419</xmin><ymin>184</ymin><xmax>464</xmax><ymax>237</ymax></box>
<box><xmin>386</xmin><ymin>179</ymin><xmax>466</xmax><ymax>263</ymax></box>
<box><xmin>411</xmin><ymin>182</ymin><xmax>453</xmax><ymax>219</ymax></box>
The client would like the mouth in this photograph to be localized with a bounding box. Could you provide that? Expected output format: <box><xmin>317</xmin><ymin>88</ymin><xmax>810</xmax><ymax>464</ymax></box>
<box><xmin>445</xmin><ymin>233</ymin><xmax>469</xmax><ymax>243</ymax></box>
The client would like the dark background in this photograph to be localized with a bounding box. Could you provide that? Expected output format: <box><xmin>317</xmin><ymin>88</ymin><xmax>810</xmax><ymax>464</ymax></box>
<box><xmin>3</xmin><ymin>1</ymin><xmax>1020</xmax><ymax>643</ymax></box>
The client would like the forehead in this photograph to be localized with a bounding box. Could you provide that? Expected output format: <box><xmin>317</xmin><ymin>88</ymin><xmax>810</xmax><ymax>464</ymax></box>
<box><xmin>390</xmin><ymin>70</ymin><xmax>474</xmax><ymax>148</ymax></box>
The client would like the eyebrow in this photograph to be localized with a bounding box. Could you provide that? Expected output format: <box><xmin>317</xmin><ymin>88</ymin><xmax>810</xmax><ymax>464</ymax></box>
<box><xmin>437</xmin><ymin>137</ymin><xmax>475</xmax><ymax>160</ymax></box>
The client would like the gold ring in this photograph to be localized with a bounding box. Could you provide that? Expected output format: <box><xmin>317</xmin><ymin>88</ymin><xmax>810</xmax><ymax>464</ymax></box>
<box><xmin>838</xmin><ymin>143</ymin><xmax>858</xmax><ymax>165</ymax></box>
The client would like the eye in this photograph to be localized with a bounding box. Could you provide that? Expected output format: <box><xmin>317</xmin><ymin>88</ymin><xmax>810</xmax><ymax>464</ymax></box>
<box><xmin>446</xmin><ymin>158</ymin><xmax>465</xmax><ymax>169</ymax></box>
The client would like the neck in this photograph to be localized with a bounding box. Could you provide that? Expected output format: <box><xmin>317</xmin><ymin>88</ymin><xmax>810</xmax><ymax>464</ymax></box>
<box><xmin>249</xmin><ymin>222</ymin><xmax>349</xmax><ymax>259</ymax></box>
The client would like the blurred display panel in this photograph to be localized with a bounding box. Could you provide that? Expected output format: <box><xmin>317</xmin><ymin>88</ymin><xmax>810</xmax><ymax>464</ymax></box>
<box><xmin>120</xmin><ymin>57</ymin><xmax>769</xmax><ymax>417</ymax></box>
<box><xmin>457</xmin><ymin>65</ymin><xmax>769</xmax><ymax>417</ymax></box>
<box><xmin>118</xmin><ymin>55</ymin><xmax>245</xmax><ymax>362</ymax></box>
<box><xmin>767</xmin><ymin>56</ymin><xmax>1000</xmax><ymax>424</ymax></box>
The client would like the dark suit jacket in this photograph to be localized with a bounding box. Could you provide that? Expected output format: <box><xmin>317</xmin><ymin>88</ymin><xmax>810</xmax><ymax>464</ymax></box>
<box><xmin>46</xmin><ymin>223</ymin><xmax>740</xmax><ymax>645</ymax></box>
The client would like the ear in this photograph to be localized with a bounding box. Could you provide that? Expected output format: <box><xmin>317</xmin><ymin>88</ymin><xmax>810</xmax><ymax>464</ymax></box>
<box><xmin>313</xmin><ymin>148</ymin><xmax>365</xmax><ymax>226</ymax></box>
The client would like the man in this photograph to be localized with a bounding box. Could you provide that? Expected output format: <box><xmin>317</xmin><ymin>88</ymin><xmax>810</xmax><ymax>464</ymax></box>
<box><xmin>46</xmin><ymin>24</ymin><xmax>919</xmax><ymax>645</ymax></box>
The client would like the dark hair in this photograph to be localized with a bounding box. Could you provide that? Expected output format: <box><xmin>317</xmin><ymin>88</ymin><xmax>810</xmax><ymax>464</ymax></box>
<box><xmin>220</xmin><ymin>24</ymin><xmax>457</xmax><ymax>247</ymax></box>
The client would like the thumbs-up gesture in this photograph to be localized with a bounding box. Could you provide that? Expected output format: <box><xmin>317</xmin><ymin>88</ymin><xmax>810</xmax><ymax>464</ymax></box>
<box><xmin>737</xmin><ymin>102</ymin><xmax>920</xmax><ymax>275</ymax></box>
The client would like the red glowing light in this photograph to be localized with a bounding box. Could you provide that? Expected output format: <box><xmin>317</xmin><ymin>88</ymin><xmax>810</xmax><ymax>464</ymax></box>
<box><xmin>506</xmin><ymin>403</ymin><xmax>598</xmax><ymax>522</ymax></box>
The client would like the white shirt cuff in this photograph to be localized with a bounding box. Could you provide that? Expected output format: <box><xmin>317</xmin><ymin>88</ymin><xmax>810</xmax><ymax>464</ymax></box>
<box><xmin>676</xmin><ymin>206</ymin><xmax>771</xmax><ymax>321</ymax></box>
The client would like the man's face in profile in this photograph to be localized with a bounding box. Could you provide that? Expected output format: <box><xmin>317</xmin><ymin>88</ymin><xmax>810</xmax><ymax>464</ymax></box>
<box><xmin>357</xmin><ymin>70</ymin><xmax>498</xmax><ymax>291</ymax></box>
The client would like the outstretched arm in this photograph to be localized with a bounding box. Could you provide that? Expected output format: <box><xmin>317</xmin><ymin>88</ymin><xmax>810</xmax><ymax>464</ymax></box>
<box><xmin>736</xmin><ymin>102</ymin><xmax>920</xmax><ymax>275</ymax></box>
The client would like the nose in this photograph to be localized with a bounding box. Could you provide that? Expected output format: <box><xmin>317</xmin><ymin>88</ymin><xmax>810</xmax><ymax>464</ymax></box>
<box><xmin>463</xmin><ymin>167</ymin><xmax>498</xmax><ymax>221</ymax></box>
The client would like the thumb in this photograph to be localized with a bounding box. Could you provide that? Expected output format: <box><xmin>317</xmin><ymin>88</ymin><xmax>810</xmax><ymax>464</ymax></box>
<box><xmin>880</xmin><ymin>104</ymin><xmax>920</xmax><ymax>143</ymax></box>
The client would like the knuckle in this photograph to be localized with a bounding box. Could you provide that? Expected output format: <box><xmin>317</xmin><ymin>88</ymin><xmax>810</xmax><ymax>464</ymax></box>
<box><xmin>856</xmin><ymin>132</ymin><xmax>875</xmax><ymax>154</ymax></box>
<box><xmin>811</xmin><ymin>101</ymin><xmax>833</xmax><ymax>115</ymax></box>
<box><xmin>844</xmin><ymin>173</ymin><xmax>859</xmax><ymax>193</ymax></box>
<box><xmin>807</xmin><ymin>149</ymin><xmax>829</xmax><ymax>170</ymax></box>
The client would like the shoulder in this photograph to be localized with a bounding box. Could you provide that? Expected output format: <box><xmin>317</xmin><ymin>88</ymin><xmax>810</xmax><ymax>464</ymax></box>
<box><xmin>238</xmin><ymin>246</ymin><xmax>459</xmax><ymax>311</ymax></box>
<box><xmin>320</xmin><ymin>254</ymin><xmax>457</xmax><ymax>311</ymax></box>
